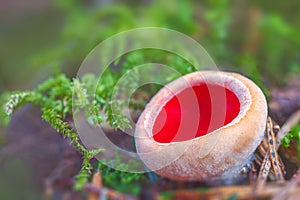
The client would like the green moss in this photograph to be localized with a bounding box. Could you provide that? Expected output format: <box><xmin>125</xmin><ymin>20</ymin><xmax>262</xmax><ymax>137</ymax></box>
<box><xmin>159</xmin><ymin>191</ymin><xmax>175</xmax><ymax>200</ymax></box>
<box><xmin>97</xmin><ymin>159</ymin><xmax>146</xmax><ymax>195</ymax></box>
<box><xmin>281</xmin><ymin>125</ymin><xmax>300</xmax><ymax>157</ymax></box>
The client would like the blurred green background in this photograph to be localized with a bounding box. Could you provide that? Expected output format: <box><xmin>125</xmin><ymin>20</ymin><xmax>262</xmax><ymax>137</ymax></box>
<box><xmin>0</xmin><ymin>0</ymin><xmax>300</xmax><ymax>199</ymax></box>
<box><xmin>1</xmin><ymin>0</ymin><xmax>300</xmax><ymax>93</ymax></box>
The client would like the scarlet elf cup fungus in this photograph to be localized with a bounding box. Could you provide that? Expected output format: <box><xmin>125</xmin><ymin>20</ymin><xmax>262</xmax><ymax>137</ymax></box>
<box><xmin>134</xmin><ymin>71</ymin><xmax>268</xmax><ymax>181</ymax></box>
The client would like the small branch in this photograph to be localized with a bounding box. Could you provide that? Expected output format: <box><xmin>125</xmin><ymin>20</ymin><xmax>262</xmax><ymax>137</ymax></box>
<box><xmin>255</xmin><ymin>111</ymin><xmax>300</xmax><ymax>191</ymax></box>
<box><xmin>273</xmin><ymin>168</ymin><xmax>300</xmax><ymax>200</ymax></box>
<box><xmin>88</xmin><ymin>170</ymin><xmax>103</xmax><ymax>200</ymax></box>
<box><xmin>156</xmin><ymin>183</ymin><xmax>300</xmax><ymax>200</ymax></box>
<box><xmin>256</xmin><ymin>151</ymin><xmax>272</xmax><ymax>190</ymax></box>
<box><xmin>84</xmin><ymin>183</ymin><xmax>136</xmax><ymax>200</ymax></box>
<box><xmin>276</xmin><ymin>109</ymin><xmax>300</xmax><ymax>143</ymax></box>
<box><xmin>266</xmin><ymin>117</ymin><xmax>284</xmax><ymax>182</ymax></box>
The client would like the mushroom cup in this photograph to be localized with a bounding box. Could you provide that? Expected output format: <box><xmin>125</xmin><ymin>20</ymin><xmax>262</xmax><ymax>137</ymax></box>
<box><xmin>135</xmin><ymin>71</ymin><xmax>268</xmax><ymax>181</ymax></box>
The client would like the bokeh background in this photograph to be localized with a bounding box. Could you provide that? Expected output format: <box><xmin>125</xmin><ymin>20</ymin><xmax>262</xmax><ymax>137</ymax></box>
<box><xmin>1</xmin><ymin>0</ymin><xmax>300</xmax><ymax>92</ymax></box>
<box><xmin>1</xmin><ymin>0</ymin><xmax>300</xmax><ymax>199</ymax></box>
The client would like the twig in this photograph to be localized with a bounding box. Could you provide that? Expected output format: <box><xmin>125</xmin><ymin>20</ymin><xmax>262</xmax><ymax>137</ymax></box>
<box><xmin>266</xmin><ymin>117</ymin><xmax>284</xmax><ymax>182</ymax></box>
<box><xmin>256</xmin><ymin>151</ymin><xmax>272</xmax><ymax>190</ymax></box>
<box><xmin>276</xmin><ymin>109</ymin><xmax>300</xmax><ymax>143</ymax></box>
<box><xmin>255</xmin><ymin>111</ymin><xmax>300</xmax><ymax>191</ymax></box>
<box><xmin>273</xmin><ymin>168</ymin><xmax>300</xmax><ymax>200</ymax></box>
<box><xmin>84</xmin><ymin>183</ymin><xmax>136</xmax><ymax>200</ymax></box>
<box><xmin>88</xmin><ymin>170</ymin><xmax>103</xmax><ymax>200</ymax></box>
<box><xmin>156</xmin><ymin>183</ymin><xmax>300</xmax><ymax>200</ymax></box>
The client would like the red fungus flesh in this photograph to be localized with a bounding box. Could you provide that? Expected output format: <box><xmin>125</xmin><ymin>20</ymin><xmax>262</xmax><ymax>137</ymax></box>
<box><xmin>152</xmin><ymin>84</ymin><xmax>240</xmax><ymax>143</ymax></box>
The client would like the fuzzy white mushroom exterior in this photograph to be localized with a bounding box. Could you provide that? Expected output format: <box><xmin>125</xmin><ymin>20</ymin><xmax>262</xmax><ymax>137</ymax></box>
<box><xmin>135</xmin><ymin>71</ymin><xmax>268</xmax><ymax>181</ymax></box>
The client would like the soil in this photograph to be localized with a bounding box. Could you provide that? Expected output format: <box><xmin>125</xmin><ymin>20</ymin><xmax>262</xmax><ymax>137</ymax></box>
<box><xmin>0</xmin><ymin>74</ymin><xmax>300</xmax><ymax>199</ymax></box>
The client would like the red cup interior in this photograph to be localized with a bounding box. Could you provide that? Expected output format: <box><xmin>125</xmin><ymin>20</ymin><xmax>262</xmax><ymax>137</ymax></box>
<box><xmin>152</xmin><ymin>83</ymin><xmax>240</xmax><ymax>143</ymax></box>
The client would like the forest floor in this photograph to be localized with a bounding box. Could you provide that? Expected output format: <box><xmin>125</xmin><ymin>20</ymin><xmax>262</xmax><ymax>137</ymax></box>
<box><xmin>1</xmin><ymin>73</ymin><xmax>300</xmax><ymax>200</ymax></box>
